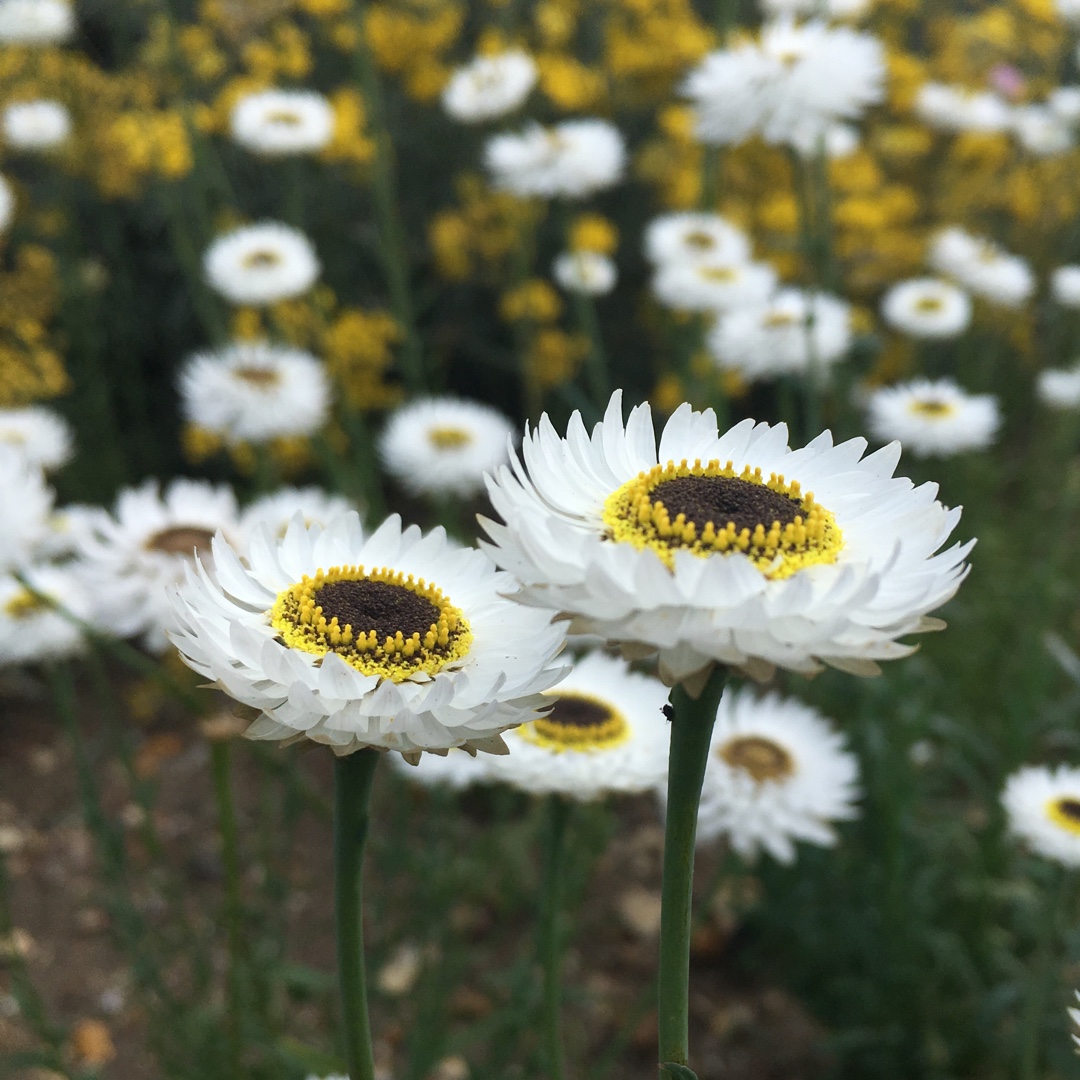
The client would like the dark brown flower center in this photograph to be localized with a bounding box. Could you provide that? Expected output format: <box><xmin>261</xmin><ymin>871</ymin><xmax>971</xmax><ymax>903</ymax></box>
<box><xmin>147</xmin><ymin>526</ymin><xmax>216</xmax><ymax>557</ymax></box>
<box><xmin>1056</xmin><ymin>797</ymin><xmax>1080</xmax><ymax>823</ymax></box>
<box><xmin>720</xmin><ymin>735</ymin><xmax>794</xmax><ymax>782</ymax></box>
<box><xmin>547</xmin><ymin>694</ymin><xmax>614</xmax><ymax>730</ymax></box>
<box><xmin>314</xmin><ymin>579</ymin><xmax>440</xmax><ymax>642</ymax></box>
<box><xmin>651</xmin><ymin>475</ymin><xmax>802</xmax><ymax>536</ymax></box>
<box><xmin>243</xmin><ymin>250</ymin><xmax>280</xmax><ymax>269</ymax></box>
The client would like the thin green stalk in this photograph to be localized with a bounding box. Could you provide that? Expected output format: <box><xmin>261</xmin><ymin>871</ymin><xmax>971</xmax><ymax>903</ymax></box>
<box><xmin>571</xmin><ymin>286</ymin><xmax>609</xmax><ymax>411</ymax></box>
<box><xmin>334</xmin><ymin>749</ymin><xmax>382</xmax><ymax>1080</ymax></box>
<box><xmin>1019</xmin><ymin>870</ymin><xmax>1068</xmax><ymax>1080</ymax></box>
<box><xmin>657</xmin><ymin>666</ymin><xmax>729</xmax><ymax>1077</ymax></box>
<box><xmin>539</xmin><ymin>794</ymin><xmax>572</xmax><ymax>1080</ymax></box>
<box><xmin>211</xmin><ymin>741</ymin><xmax>246</xmax><ymax>1080</ymax></box>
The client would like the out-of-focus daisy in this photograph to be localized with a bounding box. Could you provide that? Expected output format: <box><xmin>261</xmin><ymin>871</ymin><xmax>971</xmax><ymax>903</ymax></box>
<box><xmin>1051</xmin><ymin>265</ymin><xmax>1080</xmax><ymax>308</ymax></box>
<box><xmin>706</xmin><ymin>289</ymin><xmax>852</xmax><ymax>382</ymax></box>
<box><xmin>678</xmin><ymin>688</ymin><xmax>859</xmax><ymax>863</ymax></box>
<box><xmin>1048</xmin><ymin>86</ymin><xmax>1080</xmax><ymax>123</ymax></box>
<box><xmin>442</xmin><ymin>50</ymin><xmax>537</xmax><ymax>122</ymax></box>
<box><xmin>915</xmin><ymin>83</ymin><xmax>1011</xmax><ymax>133</ymax></box>
<box><xmin>0</xmin><ymin>175</ymin><xmax>14</xmax><ymax>233</ymax></box>
<box><xmin>760</xmin><ymin>0</ymin><xmax>870</xmax><ymax>20</ymax></box>
<box><xmin>78</xmin><ymin>479</ymin><xmax>240</xmax><ymax>654</ymax></box>
<box><xmin>485</xmin><ymin>120</ymin><xmax>625</xmax><ymax>199</ymax></box>
<box><xmin>168</xmin><ymin>512</ymin><xmax>568</xmax><ymax>758</ymax></box>
<box><xmin>378</xmin><ymin>397</ymin><xmax>516</xmax><ymax>500</ymax></box>
<box><xmin>1012</xmin><ymin>105</ymin><xmax>1074</xmax><ymax>156</ymax></box>
<box><xmin>390</xmin><ymin>746</ymin><xmax>489</xmax><ymax>790</ymax></box>
<box><xmin>3</xmin><ymin>99</ymin><xmax>70</xmax><ymax>150</ymax></box>
<box><xmin>239</xmin><ymin>487</ymin><xmax>355</xmax><ymax>543</ymax></box>
<box><xmin>866</xmin><ymin>378</ymin><xmax>999</xmax><ymax>458</ymax></box>
<box><xmin>552</xmin><ymin>251</ymin><xmax>617</xmax><ymax>296</ymax></box>
<box><xmin>482</xmin><ymin>391</ymin><xmax>971</xmax><ymax>684</ymax></box>
<box><xmin>0</xmin><ymin>445</ymin><xmax>54</xmax><ymax>572</ymax></box>
<box><xmin>1057</xmin><ymin>0</ymin><xmax>1080</xmax><ymax>24</ymax></box>
<box><xmin>0</xmin><ymin>406</ymin><xmax>72</xmax><ymax>471</ymax></box>
<box><xmin>484</xmin><ymin>651</ymin><xmax>671</xmax><ymax>799</ymax></box>
<box><xmin>928</xmin><ymin>227</ymin><xmax>1034</xmax><ymax>308</ymax></box>
<box><xmin>681</xmin><ymin>43</ymin><xmax>777</xmax><ymax>146</ymax></box>
<box><xmin>178</xmin><ymin>341</ymin><xmax>330</xmax><ymax>445</ymax></box>
<box><xmin>651</xmin><ymin>259</ymin><xmax>777</xmax><ymax>314</ymax></box>
<box><xmin>1037</xmin><ymin>365</ymin><xmax>1080</xmax><ymax>409</ymax></box>
<box><xmin>880</xmin><ymin>278</ymin><xmax>972</xmax><ymax>339</ymax></box>
<box><xmin>1002</xmin><ymin>765</ymin><xmax>1080</xmax><ymax>867</ymax></box>
<box><xmin>643</xmin><ymin>212</ymin><xmax>752</xmax><ymax>267</ymax></box>
<box><xmin>788</xmin><ymin>121</ymin><xmax>860</xmax><ymax>159</ymax></box>
<box><xmin>0</xmin><ymin>0</ymin><xmax>73</xmax><ymax>44</ymax></box>
<box><xmin>203</xmin><ymin>223</ymin><xmax>320</xmax><ymax>306</ymax></box>
<box><xmin>0</xmin><ymin>563</ymin><xmax>89</xmax><ymax>666</ymax></box>
<box><xmin>1069</xmin><ymin>992</ymin><xmax>1080</xmax><ymax>1050</ymax></box>
<box><xmin>230</xmin><ymin>89</ymin><xmax>335</xmax><ymax>156</ymax></box>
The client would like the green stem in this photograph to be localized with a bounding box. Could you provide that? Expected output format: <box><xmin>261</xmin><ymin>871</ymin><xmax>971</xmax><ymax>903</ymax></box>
<box><xmin>334</xmin><ymin>749</ymin><xmax>382</xmax><ymax>1080</ymax></box>
<box><xmin>1019</xmin><ymin>870</ymin><xmax>1068</xmax><ymax>1080</ymax></box>
<box><xmin>539</xmin><ymin>794</ymin><xmax>571</xmax><ymax>1080</ymax></box>
<box><xmin>657</xmin><ymin>666</ymin><xmax>729</xmax><ymax>1076</ymax></box>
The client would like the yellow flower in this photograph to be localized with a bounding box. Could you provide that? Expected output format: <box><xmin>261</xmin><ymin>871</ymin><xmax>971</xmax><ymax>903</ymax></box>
<box><xmin>430</xmin><ymin>213</ymin><xmax>472</xmax><ymax>280</ymax></box>
<box><xmin>537</xmin><ymin>53</ymin><xmax>607</xmax><ymax>110</ymax></box>
<box><xmin>321</xmin><ymin>88</ymin><xmax>377</xmax><ymax>166</ymax></box>
<box><xmin>500</xmin><ymin>280</ymin><xmax>563</xmax><ymax>323</ymax></box>
<box><xmin>525</xmin><ymin>328</ymin><xmax>588</xmax><ymax>388</ymax></box>
<box><xmin>323</xmin><ymin>309</ymin><xmax>404</xmax><ymax>410</ymax></box>
<box><xmin>569</xmin><ymin>214</ymin><xmax>618</xmax><ymax>254</ymax></box>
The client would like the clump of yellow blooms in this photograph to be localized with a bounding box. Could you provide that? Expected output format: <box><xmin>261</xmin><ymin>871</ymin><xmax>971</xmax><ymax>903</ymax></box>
<box><xmin>569</xmin><ymin>214</ymin><xmax>618</xmax><ymax>255</ymax></box>
<box><xmin>500</xmin><ymin>280</ymin><xmax>563</xmax><ymax>325</ymax></box>
<box><xmin>323</xmin><ymin>310</ymin><xmax>404</xmax><ymax>411</ymax></box>
<box><xmin>0</xmin><ymin>248</ymin><xmax>68</xmax><ymax>406</ymax></box>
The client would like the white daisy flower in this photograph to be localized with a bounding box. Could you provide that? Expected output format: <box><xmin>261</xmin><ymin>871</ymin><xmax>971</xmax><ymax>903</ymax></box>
<box><xmin>240</xmin><ymin>487</ymin><xmax>356</xmax><ymax>544</ymax></box>
<box><xmin>482</xmin><ymin>391</ymin><xmax>971</xmax><ymax>684</ymax></box>
<box><xmin>167</xmin><ymin>512</ymin><xmax>568</xmax><ymax>758</ymax></box>
<box><xmin>1051</xmin><ymin>265</ymin><xmax>1080</xmax><ymax>307</ymax></box>
<box><xmin>203</xmin><ymin>223</ymin><xmax>320</xmax><ymax>307</ymax></box>
<box><xmin>3</xmin><ymin>99</ymin><xmax>70</xmax><ymax>150</ymax></box>
<box><xmin>485</xmin><ymin>119</ymin><xmax>625</xmax><ymax>199</ymax></box>
<box><xmin>1048</xmin><ymin>86</ymin><xmax>1080</xmax><ymax>124</ymax></box>
<box><xmin>681</xmin><ymin>44</ymin><xmax>778</xmax><ymax>146</ymax></box>
<box><xmin>0</xmin><ymin>406</ymin><xmax>72</xmax><ymax>471</ymax></box>
<box><xmin>178</xmin><ymin>340</ymin><xmax>330</xmax><ymax>445</ymax></box>
<box><xmin>77</xmin><ymin>478</ymin><xmax>240</xmax><ymax>654</ymax></box>
<box><xmin>0</xmin><ymin>0</ymin><xmax>72</xmax><ymax>44</ymax></box>
<box><xmin>1012</xmin><ymin>104</ymin><xmax>1074</xmax><ymax>155</ymax></box>
<box><xmin>390</xmin><ymin>745</ymin><xmax>490</xmax><ymax>790</ymax></box>
<box><xmin>676</xmin><ymin>687</ymin><xmax>859</xmax><ymax>863</ymax></box>
<box><xmin>651</xmin><ymin>259</ymin><xmax>777</xmax><ymax>314</ymax></box>
<box><xmin>484</xmin><ymin>651</ymin><xmax>671</xmax><ymax>799</ymax></box>
<box><xmin>1002</xmin><ymin>764</ymin><xmax>1080</xmax><ymax>867</ymax></box>
<box><xmin>1037</xmin><ymin>365</ymin><xmax>1080</xmax><ymax>409</ymax></box>
<box><xmin>1069</xmin><ymin>992</ymin><xmax>1080</xmax><ymax>1050</ymax></box>
<box><xmin>0</xmin><ymin>562</ymin><xmax>89</xmax><ymax>666</ymax></box>
<box><xmin>442</xmin><ymin>50</ymin><xmax>537</xmax><ymax>123</ymax></box>
<box><xmin>866</xmin><ymin>378</ymin><xmax>999</xmax><ymax>458</ymax></box>
<box><xmin>914</xmin><ymin>82</ymin><xmax>1011</xmax><ymax>133</ymax></box>
<box><xmin>0</xmin><ymin>446</ymin><xmax>54</xmax><ymax>572</ymax></box>
<box><xmin>229</xmin><ymin>89</ymin><xmax>335</xmax><ymax>157</ymax></box>
<box><xmin>643</xmin><ymin>212</ymin><xmax>752</xmax><ymax>267</ymax></box>
<box><xmin>552</xmin><ymin>251</ymin><xmax>617</xmax><ymax>296</ymax></box>
<box><xmin>706</xmin><ymin>289</ymin><xmax>852</xmax><ymax>382</ymax></box>
<box><xmin>39</xmin><ymin>503</ymin><xmax>108</xmax><ymax>560</ymax></box>
<box><xmin>1058</xmin><ymin>0</ymin><xmax>1080</xmax><ymax>23</ymax></box>
<box><xmin>0</xmin><ymin>175</ymin><xmax>14</xmax><ymax>234</ymax></box>
<box><xmin>378</xmin><ymin>397</ymin><xmax>516</xmax><ymax>500</ymax></box>
<box><xmin>880</xmin><ymin>278</ymin><xmax>972</xmax><ymax>339</ymax></box>
<box><xmin>927</xmin><ymin>227</ymin><xmax>1034</xmax><ymax>308</ymax></box>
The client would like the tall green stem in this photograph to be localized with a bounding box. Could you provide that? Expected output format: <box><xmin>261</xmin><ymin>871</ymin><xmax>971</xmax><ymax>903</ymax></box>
<box><xmin>657</xmin><ymin>666</ymin><xmax>728</xmax><ymax>1077</ymax></box>
<box><xmin>334</xmin><ymin>749</ymin><xmax>382</xmax><ymax>1080</ymax></box>
<box><xmin>539</xmin><ymin>794</ymin><xmax>571</xmax><ymax>1080</ymax></box>
<box><xmin>1019</xmin><ymin>870</ymin><xmax>1068</xmax><ymax>1080</ymax></box>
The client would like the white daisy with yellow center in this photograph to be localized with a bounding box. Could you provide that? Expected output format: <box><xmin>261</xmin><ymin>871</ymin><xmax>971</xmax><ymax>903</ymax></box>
<box><xmin>482</xmin><ymin>391</ymin><xmax>970</xmax><ymax>684</ymax></box>
<box><xmin>644</xmin><ymin>212</ymin><xmax>752</xmax><ymax>268</ymax></box>
<box><xmin>203</xmin><ymin>222</ymin><xmax>320</xmax><ymax>307</ymax></box>
<box><xmin>880</xmin><ymin>278</ymin><xmax>972</xmax><ymax>340</ymax></box>
<box><xmin>0</xmin><ymin>406</ymin><xmax>72</xmax><ymax>471</ymax></box>
<box><xmin>927</xmin><ymin>227</ymin><xmax>1034</xmax><ymax>308</ymax></box>
<box><xmin>651</xmin><ymin>257</ymin><xmax>776</xmax><ymax>314</ymax></box>
<box><xmin>442</xmin><ymin>50</ymin><xmax>537</xmax><ymax>123</ymax></box>
<box><xmin>230</xmin><ymin>88</ymin><xmax>335</xmax><ymax>156</ymax></box>
<box><xmin>168</xmin><ymin>512</ymin><xmax>568</xmax><ymax>758</ymax></box>
<box><xmin>0</xmin><ymin>563</ymin><xmax>89</xmax><ymax>666</ymax></box>
<box><xmin>866</xmin><ymin>378</ymin><xmax>999</xmax><ymax>458</ymax></box>
<box><xmin>1002</xmin><ymin>765</ymin><xmax>1080</xmax><ymax>867</ymax></box>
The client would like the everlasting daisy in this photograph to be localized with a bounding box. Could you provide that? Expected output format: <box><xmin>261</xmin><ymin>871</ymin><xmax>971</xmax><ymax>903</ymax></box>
<box><xmin>482</xmin><ymin>391</ymin><xmax>971</xmax><ymax>684</ymax></box>
<box><xmin>681</xmin><ymin>44</ymin><xmax>777</xmax><ymax>145</ymax></box>
<box><xmin>1002</xmin><ymin>765</ymin><xmax>1080</xmax><ymax>867</ymax></box>
<box><xmin>0</xmin><ymin>406</ymin><xmax>72</xmax><ymax>471</ymax></box>
<box><xmin>230</xmin><ymin>89</ymin><xmax>335</xmax><ymax>156</ymax></box>
<box><xmin>643</xmin><ymin>212</ymin><xmax>752</xmax><ymax>267</ymax></box>
<box><xmin>0</xmin><ymin>446</ymin><xmax>54</xmax><ymax>572</ymax></box>
<box><xmin>203</xmin><ymin>223</ymin><xmax>320</xmax><ymax>307</ymax></box>
<box><xmin>390</xmin><ymin>745</ymin><xmax>490</xmax><ymax>789</ymax></box>
<box><xmin>484</xmin><ymin>651</ymin><xmax>671</xmax><ymax>799</ymax></box>
<box><xmin>1037</xmin><ymin>365</ymin><xmax>1080</xmax><ymax>409</ymax></box>
<box><xmin>168</xmin><ymin>512</ymin><xmax>568</xmax><ymax>757</ymax></box>
<box><xmin>1050</xmin><ymin>265</ymin><xmax>1080</xmax><ymax>308</ymax></box>
<box><xmin>706</xmin><ymin>289</ymin><xmax>852</xmax><ymax>382</ymax></box>
<box><xmin>485</xmin><ymin>120</ymin><xmax>625</xmax><ymax>199</ymax></box>
<box><xmin>442</xmin><ymin>51</ymin><xmax>537</xmax><ymax>123</ymax></box>
<box><xmin>927</xmin><ymin>228</ymin><xmax>1034</xmax><ymax>308</ymax></box>
<box><xmin>552</xmin><ymin>251</ymin><xmax>617</xmax><ymax>296</ymax></box>
<box><xmin>3</xmin><ymin>99</ymin><xmax>70</xmax><ymax>150</ymax></box>
<box><xmin>914</xmin><ymin>83</ymin><xmax>1011</xmax><ymax>133</ymax></box>
<box><xmin>787</xmin><ymin>121</ymin><xmax>859</xmax><ymax>159</ymax></box>
<box><xmin>673</xmin><ymin>688</ymin><xmax>859</xmax><ymax>863</ymax></box>
<box><xmin>866</xmin><ymin>379</ymin><xmax>999</xmax><ymax>458</ymax></box>
<box><xmin>378</xmin><ymin>397</ymin><xmax>516</xmax><ymax>500</ymax></box>
<box><xmin>240</xmin><ymin>487</ymin><xmax>356</xmax><ymax>543</ymax></box>
<box><xmin>0</xmin><ymin>563</ymin><xmax>89</xmax><ymax>666</ymax></box>
<box><xmin>1012</xmin><ymin>105</ymin><xmax>1073</xmax><ymax>156</ymax></box>
<box><xmin>0</xmin><ymin>0</ymin><xmax>72</xmax><ymax>44</ymax></box>
<box><xmin>651</xmin><ymin>259</ymin><xmax>777</xmax><ymax>314</ymax></box>
<box><xmin>1048</xmin><ymin>86</ymin><xmax>1080</xmax><ymax>123</ymax></box>
<box><xmin>178</xmin><ymin>340</ymin><xmax>331</xmax><ymax>445</ymax></box>
<box><xmin>880</xmin><ymin>278</ymin><xmax>972</xmax><ymax>339</ymax></box>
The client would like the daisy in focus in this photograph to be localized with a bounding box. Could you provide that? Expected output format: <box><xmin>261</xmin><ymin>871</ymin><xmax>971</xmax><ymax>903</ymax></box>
<box><xmin>203</xmin><ymin>223</ymin><xmax>320</xmax><ymax>306</ymax></box>
<box><xmin>1002</xmin><ymin>765</ymin><xmax>1080</xmax><ymax>867</ymax></box>
<box><xmin>866</xmin><ymin>379</ymin><xmax>999</xmax><ymax>458</ymax></box>
<box><xmin>442</xmin><ymin>50</ymin><xmax>537</xmax><ymax>123</ymax></box>
<box><xmin>230</xmin><ymin>89</ymin><xmax>335</xmax><ymax>156</ymax></box>
<box><xmin>168</xmin><ymin>512</ymin><xmax>568</xmax><ymax>757</ymax></box>
<box><xmin>880</xmin><ymin>278</ymin><xmax>972</xmax><ymax>339</ymax></box>
<box><xmin>0</xmin><ymin>406</ymin><xmax>72</xmax><ymax>471</ymax></box>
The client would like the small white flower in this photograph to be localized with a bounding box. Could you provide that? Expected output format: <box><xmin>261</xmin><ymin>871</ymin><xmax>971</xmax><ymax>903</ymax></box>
<box><xmin>880</xmin><ymin>278</ymin><xmax>972</xmax><ymax>339</ymax></box>
<box><xmin>915</xmin><ymin>82</ymin><xmax>1011</xmax><ymax>133</ymax></box>
<box><xmin>0</xmin><ymin>445</ymin><xmax>54</xmax><ymax>572</ymax></box>
<box><xmin>0</xmin><ymin>0</ymin><xmax>73</xmax><ymax>44</ymax></box>
<box><xmin>3</xmin><ymin>99</ymin><xmax>70</xmax><ymax>150</ymax></box>
<box><xmin>240</xmin><ymin>487</ymin><xmax>356</xmax><ymax>544</ymax></box>
<box><xmin>1036</xmin><ymin>365</ymin><xmax>1080</xmax><ymax>409</ymax></box>
<box><xmin>552</xmin><ymin>251</ymin><xmax>617</xmax><ymax>295</ymax></box>
<box><xmin>707</xmin><ymin>289</ymin><xmax>852</xmax><ymax>381</ymax></box>
<box><xmin>1002</xmin><ymin>764</ymin><xmax>1080</xmax><ymax>867</ymax></box>
<box><xmin>643</xmin><ymin>212</ymin><xmax>752</xmax><ymax>267</ymax></box>
<box><xmin>178</xmin><ymin>340</ymin><xmax>330</xmax><ymax>445</ymax></box>
<box><xmin>0</xmin><ymin>406</ymin><xmax>72</xmax><ymax>471</ymax></box>
<box><xmin>1051</xmin><ymin>265</ymin><xmax>1080</xmax><ymax>307</ymax></box>
<box><xmin>1012</xmin><ymin>104</ymin><xmax>1074</xmax><ymax>156</ymax></box>
<box><xmin>652</xmin><ymin>259</ymin><xmax>777</xmax><ymax>313</ymax></box>
<box><xmin>866</xmin><ymin>378</ymin><xmax>999</xmax><ymax>458</ymax></box>
<box><xmin>928</xmin><ymin>227</ymin><xmax>1034</xmax><ymax>308</ymax></box>
<box><xmin>203</xmin><ymin>223</ymin><xmax>320</xmax><ymax>307</ymax></box>
<box><xmin>1059</xmin><ymin>0</ymin><xmax>1080</xmax><ymax>23</ymax></box>
<box><xmin>230</xmin><ymin>89</ymin><xmax>335</xmax><ymax>156</ymax></box>
<box><xmin>1048</xmin><ymin>86</ymin><xmax>1080</xmax><ymax>123</ymax></box>
<box><xmin>0</xmin><ymin>562</ymin><xmax>89</xmax><ymax>666</ymax></box>
<box><xmin>442</xmin><ymin>50</ymin><xmax>537</xmax><ymax>123</ymax></box>
<box><xmin>681</xmin><ymin>44</ymin><xmax>778</xmax><ymax>146</ymax></box>
<box><xmin>378</xmin><ymin>397</ymin><xmax>516</xmax><ymax>500</ymax></box>
<box><xmin>485</xmin><ymin>120</ymin><xmax>625</xmax><ymax>199</ymax></box>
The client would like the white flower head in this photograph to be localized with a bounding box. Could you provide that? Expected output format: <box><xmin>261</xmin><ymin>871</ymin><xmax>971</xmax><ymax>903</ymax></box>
<box><xmin>1069</xmin><ymin>991</ymin><xmax>1080</xmax><ymax>1050</ymax></box>
<box><xmin>230</xmin><ymin>89</ymin><xmax>335</xmax><ymax>156</ymax></box>
<box><xmin>168</xmin><ymin>512</ymin><xmax>569</xmax><ymax>757</ymax></box>
<box><xmin>1060</xmin><ymin>0</ymin><xmax>1080</xmax><ymax>23</ymax></box>
<box><xmin>203</xmin><ymin>223</ymin><xmax>320</xmax><ymax>306</ymax></box>
<box><xmin>1037</xmin><ymin>365</ymin><xmax>1080</xmax><ymax>409</ymax></box>
<box><xmin>652</xmin><ymin>259</ymin><xmax>777</xmax><ymax>314</ymax></box>
<box><xmin>0</xmin><ymin>406</ymin><xmax>72</xmax><ymax>471</ymax></box>
<box><xmin>390</xmin><ymin>745</ymin><xmax>490</xmax><ymax>790</ymax></box>
<box><xmin>485</xmin><ymin>650</ymin><xmax>671</xmax><ymax>799</ymax></box>
<box><xmin>643</xmin><ymin>212</ymin><xmax>752</xmax><ymax>267</ymax></box>
<box><xmin>0</xmin><ymin>445</ymin><xmax>54</xmax><ymax>572</ymax></box>
<box><xmin>788</xmin><ymin>120</ymin><xmax>860</xmax><ymax>158</ymax></box>
<box><xmin>0</xmin><ymin>0</ymin><xmax>73</xmax><ymax>44</ymax></box>
<box><xmin>553</xmin><ymin>251</ymin><xmax>617</xmax><ymax>296</ymax></box>
<box><xmin>866</xmin><ymin>378</ymin><xmax>999</xmax><ymax>458</ymax></box>
<box><xmin>1002</xmin><ymin>765</ymin><xmax>1080</xmax><ymax>867</ymax></box>
<box><xmin>378</xmin><ymin>397</ymin><xmax>516</xmax><ymax>500</ymax></box>
<box><xmin>915</xmin><ymin>82</ymin><xmax>1011</xmax><ymax>133</ymax></box>
<box><xmin>680</xmin><ymin>687</ymin><xmax>860</xmax><ymax>863</ymax></box>
<box><xmin>178</xmin><ymin>340</ymin><xmax>330</xmax><ymax>445</ymax></box>
<box><xmin>880</xmin><ymin>278</ymin><xmax>972</xmax><ymax>339</ymax></box>
<box><xmin>1012</xmin><ymin>104</ymin><xmax>1074</xmax><ymax>156</ymax></box>
<box><xmin>1048</xmin><ymin>86</ymin><xmax>1080</xmax><ymax>123</ymax></box>
<box><xmin>1051</xmin><ymin>265</ymin><xmax>1080</xmax><ymax>307</ymax></box>
<box><xmin>442</xmin><ymin>50</ymin><xmax>537</xmax><ymax>123</ymax></box>
<box><xmin>706</xmin><ymin>289</ymin><xmax>852</xmax><ymax>381</ymax></box>
<box><xmin>485</xmin><ymin>120</ymin><xmax>625</xmax><ymax>199</ymax></box>
<box><xmin>240</xmin><ymin>487</ymin><xmax>356</xmax><ymax>545</ymax></box>
<box><xmin>927</xmin><ymin>227</ymin><xmax>1034</xmax><ymax>308</ymax></box>
<box><xmin>0</xmin><ymin>562</ymin><xmax>89</xmax><ymax>666</ymax></box>
<box><xmin>482</xmin><ymin>391</ymin><xmax>972</xmax><ymax>685</ymax></box>
<box><xmin>3</xmin><ymin>99</ymin><xmax>70</xmax><ymax>150</ymax></box>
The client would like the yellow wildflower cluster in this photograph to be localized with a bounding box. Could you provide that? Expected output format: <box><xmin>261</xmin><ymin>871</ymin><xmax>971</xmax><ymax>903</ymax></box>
<box><xmin>0</xmin><ymin>247</ymin><xmax>67</xmax><ymax>407</ymax></box>
<box><xmin>365</xmin><ymin>1</ymin><xmax>463</xmax><ymax>102</ymax></box>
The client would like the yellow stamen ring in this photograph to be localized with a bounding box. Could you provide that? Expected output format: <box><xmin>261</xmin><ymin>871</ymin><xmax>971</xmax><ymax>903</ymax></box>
<box><xmin>518</xmin><ymin>692</ymin><xmax>630</xmax><ymax>753</ymax></box>
<box><xmin>3</xmin><ymin>588</ymin><xmax>49</xmax><ymax>619</ymax></box>
<box><xmin>1047</xmin><ymin>796</ymin><xmax>1080</xmax><ymax>836</ymax></box>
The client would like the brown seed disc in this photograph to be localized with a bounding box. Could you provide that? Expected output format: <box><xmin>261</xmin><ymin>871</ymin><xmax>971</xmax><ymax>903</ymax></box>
<box><xmin>650</xmin><ymin>475</ymin><xmax>802</xmax><ymax>534</ymax></box>
<box><xmin>315</xmin><ymin>579</ymin><xmax>441</xmax><ymax>640</ymax></box>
